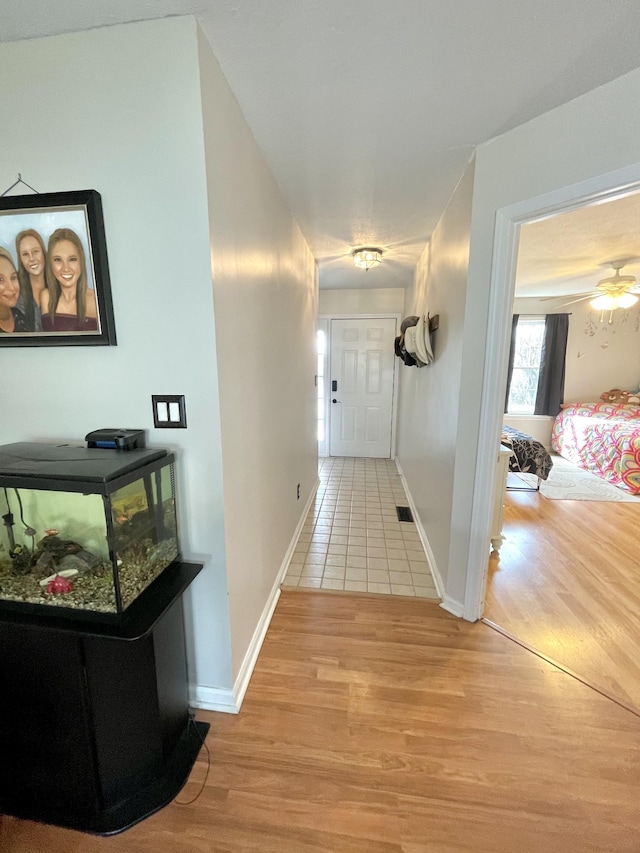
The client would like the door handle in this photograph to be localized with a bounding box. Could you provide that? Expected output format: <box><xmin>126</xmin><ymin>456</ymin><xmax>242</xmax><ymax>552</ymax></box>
<box><xmin>332</xmin><ymin>399</ymin><xmax>342</xmax><ymax>404</ymax></box>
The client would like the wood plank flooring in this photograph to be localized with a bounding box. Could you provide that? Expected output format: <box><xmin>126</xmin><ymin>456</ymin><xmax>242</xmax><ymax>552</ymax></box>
<box><xmin>3</xmin><ymin>591</ymin><xmax>639</xmax><ymax>852</ymax></box>
<box><xmin>484</xmin><ymin>486</ymin><xmax>640</xmax><ymax>712</ymax></box>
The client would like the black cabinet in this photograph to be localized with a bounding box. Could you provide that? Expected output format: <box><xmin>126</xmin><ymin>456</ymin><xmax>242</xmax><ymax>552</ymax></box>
<box><xmin>0</xmin><ymin>561</ymin><xmax>208</xmax><ymax>835</ymax></box>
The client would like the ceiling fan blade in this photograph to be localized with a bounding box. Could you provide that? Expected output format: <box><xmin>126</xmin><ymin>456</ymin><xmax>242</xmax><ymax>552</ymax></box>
<box><xmin>552</xmin><ymin>293</ymin><xmax>597</xmax><ymax>308</ymax></box>
<box><xmin>538</xmin><ymin>291</ymin><xmax>592</xmax><ymax>302</ymax></box>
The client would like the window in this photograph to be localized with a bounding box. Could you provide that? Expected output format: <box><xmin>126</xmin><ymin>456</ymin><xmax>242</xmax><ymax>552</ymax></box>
<box><xmin>507</xmin><ymin>316</ymin><xmax>545</xmax><ymax>414</ymax></box>
<box><xmin>317</xmin><ymin>329</ymin><xmax>326</xmax><ymax>441</ymax></box>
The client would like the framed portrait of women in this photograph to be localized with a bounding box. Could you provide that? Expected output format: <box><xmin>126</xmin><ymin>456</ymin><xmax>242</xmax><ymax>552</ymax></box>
<box><xmin>0</xmin><ymin>189</ymin><xmax>116</xmax><ymax>346</ymax></box>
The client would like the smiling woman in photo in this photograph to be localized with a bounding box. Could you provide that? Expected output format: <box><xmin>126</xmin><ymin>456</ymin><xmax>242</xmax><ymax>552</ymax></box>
<box><xmin>0</xmin><ymin>247</ymin><xmax>28</xmax><ymax>333</ymax></box>
<box><xmin>15</xmin><ymin>229</ymin><xmax>47</xmax><ymax>331</ymax></box>
<box><xmin>41</xmin><ymin>228</ymin><xmax>97</xmax><ymax>332</ymax></box>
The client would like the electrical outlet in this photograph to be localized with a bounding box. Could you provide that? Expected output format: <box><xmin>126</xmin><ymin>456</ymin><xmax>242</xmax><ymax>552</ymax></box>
<box><xmin>297</xmin><ymin>483</ymin><xmax>300</xmax><ymax>500</ymax></box>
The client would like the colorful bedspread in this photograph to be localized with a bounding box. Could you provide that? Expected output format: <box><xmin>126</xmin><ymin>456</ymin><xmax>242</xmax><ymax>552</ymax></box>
<box><xmin>551</xmin><ymin>402</ymin><xmax>640</xmax><ymax>494</ymax></box>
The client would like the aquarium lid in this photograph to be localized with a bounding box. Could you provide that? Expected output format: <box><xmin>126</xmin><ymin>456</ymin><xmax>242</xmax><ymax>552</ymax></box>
<box><xmin>0</xmin><ymin>443</ymin><xmax>168</xmax><ymax>483</ymax></box>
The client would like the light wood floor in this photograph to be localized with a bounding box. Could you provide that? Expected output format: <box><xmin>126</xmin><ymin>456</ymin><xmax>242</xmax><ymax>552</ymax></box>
<box><xmin>3</xmin><ymin>591</ymin><xmax>639</xmax><ymax>852</ymax></box>
<box><xmin>485</xmin><ymin>485</ymin><xmax>640</xmax><ymax>712</ymax></box>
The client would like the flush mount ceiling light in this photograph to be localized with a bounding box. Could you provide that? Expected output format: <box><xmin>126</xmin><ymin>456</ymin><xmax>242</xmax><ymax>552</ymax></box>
<box><xmin>352</xmin><ymin>247</ymin><xmax>383</xmax><ymax>271</ymax></box>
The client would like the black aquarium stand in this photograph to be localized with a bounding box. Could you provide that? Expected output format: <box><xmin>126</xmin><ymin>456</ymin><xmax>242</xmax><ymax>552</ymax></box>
<box><xmin>0</xmin><ymin>561</ymin><xmax>208</xmax><ymax>836</ymax></box>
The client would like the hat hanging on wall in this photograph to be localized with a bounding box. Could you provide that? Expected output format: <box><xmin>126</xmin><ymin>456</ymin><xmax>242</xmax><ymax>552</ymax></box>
<box><xmin>414</xmin><ymin>315</ymin><xmax>434</xmax><ymax>365</ymax></box>
<box><xmin>403</xmin><ymin>326</ymin><xmax>426</xmax><ymax>367</ymax></box>
<box><xmin>394</xmin><ymin>313</ymin><xmax>437</xmax><ymax>367</ymax></box>
<box><xmin>400</xmin><ymin>315</ymin><xmax>420</xmax><ymax>334</ymax></box>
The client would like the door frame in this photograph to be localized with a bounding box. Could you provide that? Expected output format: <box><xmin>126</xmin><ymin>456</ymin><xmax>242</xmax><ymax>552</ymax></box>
<box><xmin>463</xmin><ymin>163</ymin><xmax>640</xmax><ymax>621</ymax></box>
<box><xmin>319</xmin><ymin>313</ymin><xmax>401</xmax><ymax>459</ymax></box>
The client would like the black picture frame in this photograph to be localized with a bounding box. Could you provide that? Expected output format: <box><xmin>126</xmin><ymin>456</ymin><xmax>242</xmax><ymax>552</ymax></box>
<box><xmin>0</xmin><ymin>189</ymin><xmax>116</xmax><ymax>346</ymax></box>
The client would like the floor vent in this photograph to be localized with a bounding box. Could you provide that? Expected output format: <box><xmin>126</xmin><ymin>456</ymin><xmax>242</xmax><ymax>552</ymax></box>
<box><xmin>396</xmin><ymin>506</ymin><xmax>414</xmax><ymax>523</ymax></box>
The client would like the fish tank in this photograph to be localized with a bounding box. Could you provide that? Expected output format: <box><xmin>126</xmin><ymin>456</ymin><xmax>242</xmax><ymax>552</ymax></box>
<box><xmin>0</xmin><ymin>442</ymin><xmax>179</xmax><ymax>621</ymax></box>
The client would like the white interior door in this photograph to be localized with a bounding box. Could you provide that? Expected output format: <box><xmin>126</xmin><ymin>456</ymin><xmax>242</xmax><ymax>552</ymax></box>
<box><xmin>329</xmin><ymin>317</ymin><xmax>397</xmax><ymax>458</ymax></box>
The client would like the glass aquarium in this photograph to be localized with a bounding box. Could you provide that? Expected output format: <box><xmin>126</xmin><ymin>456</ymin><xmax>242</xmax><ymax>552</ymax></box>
<box><xmin>0</xmin><ymin>442</ymin><xmax>179</xmax><ymax>620</ymax></box>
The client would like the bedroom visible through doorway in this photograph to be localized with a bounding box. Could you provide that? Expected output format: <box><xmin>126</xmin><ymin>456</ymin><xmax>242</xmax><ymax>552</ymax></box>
<box><xmin>483</xmin><ymin>181</ymin><xmax>640</xmax><ymax>715</ymax></box>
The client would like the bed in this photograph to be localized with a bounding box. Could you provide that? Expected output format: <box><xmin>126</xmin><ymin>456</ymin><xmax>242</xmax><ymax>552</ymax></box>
<box><xmin>501</xmin><ymin>425</ymin><xmax>554</xmax><ymax>490</ymax></box>
<box><xmin>551</xmin><ymin>402</ymin><xmax>640</xmax><ymax>495</ymax></box>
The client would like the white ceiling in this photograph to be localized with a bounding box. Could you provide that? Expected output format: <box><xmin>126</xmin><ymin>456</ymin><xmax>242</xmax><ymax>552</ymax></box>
<box><xmin>4</xmin><ymin>1</ymin><xmax>640</xmax><ymax>290</ymax></box>
<box><xmin>516</xmin><ymin>189</ymin><xmax>640</xmax><ymax>300</ymax></box>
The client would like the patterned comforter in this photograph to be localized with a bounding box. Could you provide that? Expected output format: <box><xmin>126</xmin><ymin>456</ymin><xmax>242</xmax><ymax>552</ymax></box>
<box><xmin>551</xmin><ymin>402</ymin><xmax>640</xmax><ymax>494</ymax></box>
<box><xmin>501</xmin><ymin>425</ymin><xmax>554</xmax><ymax>481</ymax></box>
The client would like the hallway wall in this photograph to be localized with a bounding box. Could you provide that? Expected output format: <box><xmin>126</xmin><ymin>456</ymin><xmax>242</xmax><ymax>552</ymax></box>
<box><xmin>198</xmin><ymin>29</ymin><xmax>318</xmax><ymax>687</ymax></box>
<box><xmin>319</xmin><ymin>288</ymin><xmax>404</xmax><ymax>315</ymax></box>
<box><xmin>396</xmin><ymin>161</ymin><xmax>475</xmax><ymax>606</ymax></box>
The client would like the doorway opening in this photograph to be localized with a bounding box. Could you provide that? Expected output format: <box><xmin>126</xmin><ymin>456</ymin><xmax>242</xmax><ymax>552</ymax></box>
<box><xmin>474</xmin><ymin>176</ymin><xmax>640</xmax><ymax>714</ymax></box>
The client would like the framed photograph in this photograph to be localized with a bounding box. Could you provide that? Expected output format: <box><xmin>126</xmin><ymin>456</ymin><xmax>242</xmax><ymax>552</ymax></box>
<box><xmin>0</xmin><ymin>189</ymin><xmax>116</xmax><ymax>346</ymax></box>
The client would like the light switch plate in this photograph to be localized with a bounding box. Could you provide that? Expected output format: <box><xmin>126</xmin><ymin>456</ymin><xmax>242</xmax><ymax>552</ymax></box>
<box><xmin>152</xmin><ymin>394</ymin><xmax>187</xmax><ymax>428</ymax></box>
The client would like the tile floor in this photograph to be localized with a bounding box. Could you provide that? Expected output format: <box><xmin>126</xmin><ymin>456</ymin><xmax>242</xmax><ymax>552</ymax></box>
<box><xmin>282</xmin><ymin>457</ymin><xmax>440</xmax><ymax>598</ymax></box>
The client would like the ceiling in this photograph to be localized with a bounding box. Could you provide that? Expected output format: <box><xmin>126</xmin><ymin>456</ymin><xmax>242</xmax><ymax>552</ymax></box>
<box><xmin>4</xmin><ymin>1</ymin><xmax>640</xmax><ymax>290</ymax></box>
<box><xmin>516</xmin><ymin>189</ymin><xmax>640</xmax><ymax>300</ymax></box>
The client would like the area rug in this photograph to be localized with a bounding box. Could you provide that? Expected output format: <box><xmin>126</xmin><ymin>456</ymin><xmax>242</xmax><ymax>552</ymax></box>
<box><xmin>537</xmin><ymin>454</ymin><xmax>640</xmax><ymax>502</ymax></box>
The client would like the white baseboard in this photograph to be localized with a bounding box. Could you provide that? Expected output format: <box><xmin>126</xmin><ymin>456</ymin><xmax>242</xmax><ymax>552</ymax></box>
<box><xmin>395</xmin><ymin>460</ymin><xmax>465</xmax><ymax>619</ymax></box>
<box><xmin>189</xmin><ymin>684</ymin><xmax>238</xmax><ymax>713</ymax></box>
<box><xmin>274</xmin><ymin>476</ymin><xmax>320</xmax><ymax>588</ymax></box>
<box><xmin>440</xmin><ymin>596</ymin><xmax>464</xmax><ymax>617</ymax></box>
<box><xmin>190</xmin><ymin>478</ymin><xmax>320</xmax><ymax>715</ymax></box>
<box><xmin>394</xmin><ymin>459</ymin><xmax>445</xmax><ymax>600</ymax></box>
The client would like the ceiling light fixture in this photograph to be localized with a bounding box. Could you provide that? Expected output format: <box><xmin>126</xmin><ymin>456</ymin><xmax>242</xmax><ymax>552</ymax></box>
<box><xmin>352</xmin><ymin>247</ymin><xmax>382</xmax><ymax>271</ymax></box>
<box><xmin>589</xmin><ymin>292</ymin><xmax>639</xmax><ymax>311</ymax></box>
<box><xmin>589</xmin><ymin>261</ymin><xmax>639</xmax><ymax>313</ymax></box>
<box><xmin>589</xmin><ymin>261</ymin><xmax>638</xmax><ymax>323</ymax></box>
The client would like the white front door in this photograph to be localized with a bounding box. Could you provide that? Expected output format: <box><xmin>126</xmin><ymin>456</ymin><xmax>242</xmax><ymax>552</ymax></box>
<box><xmin>329</xmin><ymin>317</ymin><xmax>397</xmax><ymax>458</ymax></box>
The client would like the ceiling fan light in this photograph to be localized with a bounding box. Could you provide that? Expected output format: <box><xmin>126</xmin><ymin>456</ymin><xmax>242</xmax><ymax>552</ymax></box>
<box><xmin>590</xmin><ymin>294</ymin><xmax>616</xmax><ymax>311</ymax></box>
<box><xmin>353</xmin><ymin>248</ymin><xmax>382</xmax><ymax>271</ymax></box>
<box><xmin>590</xmin><ymin>292</ymin><xmax>638</xmax><ymax>311</ymax></box>
<box><xmin>617</xmin><ymin>292</ymin><xmax>639</xmax><ymax>309</ymax></box>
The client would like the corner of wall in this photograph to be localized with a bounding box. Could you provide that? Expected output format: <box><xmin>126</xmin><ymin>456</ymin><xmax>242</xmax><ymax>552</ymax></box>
<box><xmin>189</xmin><ymin>478</ymin><xmax>319</xmax><ymax>713</ymax></box>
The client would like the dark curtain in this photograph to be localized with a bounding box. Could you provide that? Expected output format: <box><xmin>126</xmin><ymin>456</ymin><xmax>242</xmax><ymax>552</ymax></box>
<box><xmin>534</xmin><ymin>313</ymin><xmax>570</xmax><ymax>417</ymax></box>
<box><xmin>504</xmin><ymin>314</ymin><xmax>519</xmax><ymax>413</ymax></box>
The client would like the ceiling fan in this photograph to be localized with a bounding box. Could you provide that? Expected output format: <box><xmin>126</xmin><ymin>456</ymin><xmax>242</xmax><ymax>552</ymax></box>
<box><xmin>542</xmin><ymin>260</ymin><xmax>640</xmax><ymax>317</ymax></box>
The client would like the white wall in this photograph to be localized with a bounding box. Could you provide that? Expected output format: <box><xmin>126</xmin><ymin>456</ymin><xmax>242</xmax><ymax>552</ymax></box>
<box><xmin>319</xmin><ymin>287</ymin><xmax>404</xmax><ymax>315</ymax></box>
<box><xmin>506</xmin><ymin>295</ymin><xmax>640</xmax><ymax>447</ymax></box>
<box><xmin>451</xmin><ymin>65</ymin><xmax>640</xmax><ymax>611</ymax></box>
<box><xmin>502</xmin><ymin>415</ymin><xmax>554</xmax><ymax>447</ymax></box>
<box><xmin>396</xmin><ymin>161</ymin><xmax>475</xmax><ymax>604</ymax></box>
<box><xmin>0</xmin><ymin>17</ymin><xmax>318</xmax><ymax>710</ymax></box>
<box><xmin>0</xmin><ymin>18</ymin><xmax>233</xmax><ymax>689</ymax></box>
<box><xmin>512</xmin><ymin>296</ymin><xmax>640</xmax><ymax>405</ymax></box>
<box><xmin>197</xmin><ymin>30</ymin><xmax>318</xmax><ymax>685</ymax></box>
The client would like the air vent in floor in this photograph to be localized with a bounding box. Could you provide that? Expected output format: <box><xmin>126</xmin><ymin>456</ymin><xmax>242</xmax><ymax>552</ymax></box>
<box><xmin>396</xmin><ymin>506</ymin><xmax>414</xmax><ymax>523</ymax></box>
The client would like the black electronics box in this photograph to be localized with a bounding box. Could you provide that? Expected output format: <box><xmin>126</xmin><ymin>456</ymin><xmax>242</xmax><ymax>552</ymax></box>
<box><xmin>85</xmin><ymin>429</ymin><xmax>146</xmax><ymax>451</ymax></box>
